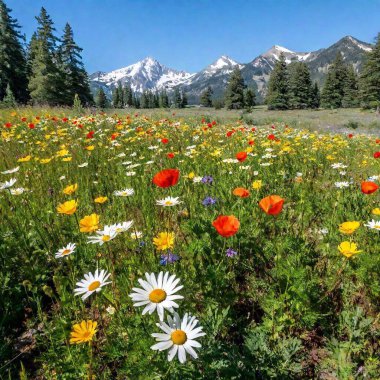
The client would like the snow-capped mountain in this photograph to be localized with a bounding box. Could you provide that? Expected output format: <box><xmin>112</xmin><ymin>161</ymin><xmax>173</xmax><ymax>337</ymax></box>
<box><xmin>90</xmin><ymin>36</ymin><xmax>373</xmax><ymax>103</ymax></box>
<box><xmin>89</xmin><ymin>57</ymin><xmax>194</xmax><ymax>97</ymax></box>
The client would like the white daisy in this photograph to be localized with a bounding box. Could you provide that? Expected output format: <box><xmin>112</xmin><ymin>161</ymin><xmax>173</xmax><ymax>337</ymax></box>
<box><xmin>156</xmin><ymin>197</ymin><xmax>182</xmax><ymax>207</ymax></box>
<box><xmin>129</xmin><ymin>272</ymin><xmax>184</xmax><ymax>321</ymax></box>
<box><xmin>1</xmin><ymin>166</ymin><xmax>19</xmax><ymax>174</ymax></box>
<box><xmin>10</xmin><ymin>187</ymin><xmax>25</xmax><ymax>195</ymax></box>
<box><xmin>113</xmin><ymin>220</ymin><xmax>134</xmax><ymax>233</ymax></box>
<box><xmin>130</xmin><ymin>231</ymin><xmax>143</xmax><ymax>239</ymax></box>
<box><xmin>55</xmin><ymin>243</ymin><xmax>76</xmax><ymax>258</ymax></box>
<box><xmin>335</xmin><ymin>181</ymin><xmax>350</xmax><ymax>188</ymax></box>
<box><xmin>193</xmin><ymin>176</ymin><xmax>203</xmax><ymax>183</ymax></box>
<box><xmin>78</xmin><ymin>162</ymin><xmax>88</xmax><ymax>168</ymax></box>
<box><xmin>87</xmin><ymin>225</ymin><xmax>118</xmax><ymax>245</ymax></box>
<box><xmin>74</xmin><ymin>269</ymin><xmax>111</xmax><ymax>300</ymax></box>
<box><xmin>113</xmin><ymin>188</ymin><xmax>134</xmax><ymax>197</ymax></box>
<box><xmin>0</xmin><ymin>178</ymin><xmax>17</xmax><ymax>190</ymax></box>
<box><xmin>151</xmin><ymin>312</ymin><xmax>206</xmax><ymax>363</ymax></box>
<box><xmin>126</xmin><ymin>171</ymin><xmax>136</xmax><ymax>176</ymax></box>
<box><xmin>364</xmin><ymin>219</ymin><xmax>380</xmax><ymax>230</ymax></box>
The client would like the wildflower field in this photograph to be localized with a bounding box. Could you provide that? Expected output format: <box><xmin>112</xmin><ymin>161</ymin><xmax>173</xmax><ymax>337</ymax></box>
<box><xmin>1</xmin><ymin>110</ymin><xmax>380</xmax><ymax>379</ymax></box>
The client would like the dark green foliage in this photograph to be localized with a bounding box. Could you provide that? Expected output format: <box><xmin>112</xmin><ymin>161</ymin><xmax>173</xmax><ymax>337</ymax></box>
<box><xmin>1</xmin><ymin>83</ymin><xmax>17</xmax><ymax>107</ymax></box>
<box><xmin>321</xmin><ymin>53</ymin><xmax>349</xmax><ymax>108</ymax></box>
<box><xmin>95</xmin><ymin>87</ymin><xmax>107</xmax><ymax>109</ymax></box>
<box><xmin>225</xmin><ymin>66</ymin><xmax>245</xmax><ymax>109</ymax></box>
<box><xmin>28</xmin><ymin>8</ymin><xmax>61</xmax><ymax>105</ymax></box>
<box><xmin>212</xmin><ymin>97</ymin><xmax>225</xmax><ymax>109</ymax></box>
<box><xmin>244</xmin><ymin>87</ymin><xmax>256</xmax><ymax>109</ymax></box>
<box><xmin>0</xmin><ymin>0</ymin><xmax>28</xmax><ymax>102</ymax></box>
<box><xmin>159</xmin><ymin>89</ymin><xmax>169</xmax><ymax>108</ymax></box>
<box><xmin>266</xmin><ymin>53</ymin><xmax>290</xmax><ymax>110</ymax></box>
<box><xmin>200</xmin><ymin>86</ymin><xmax>213</xmax><ymax>107</ymax></box>
<box><xmin>342</xmin><ymin>65</ymin><xmax>359</xmax><ymax>108</ymax></box>
<box><xmin>311</xmin><ymin>82</ymin><xmax>320</xmax><ymax>108</ymax></box>
<box><xmin>360</xmin><ymin>33</ymin><xmax>380</xmax><ymax>109</ymax></box>
<box><xmin>173</xmin><ymin>87</ymin><xmax>182</xmax><ymax>108</ymax></box>
<box><xmin>72</xmin><ymin>93</ymin><xmax>84</xmax><ymax>115</ymax></box>
<box><xmin>123</xmin><ymin>84</ymin><xmax>133</xmax><ymax>107</ymax></box>
<box><xmin>58</xmin><ymin>23</ymin><xmax>93</xmax><ymax>106</ymax></box>
<box><xmin>181</xmin><ymin>90</ymin><xmax>188</xmax><ymax>108</ymax></box>
<box><xmin>288</xmin><ymin>62</ymin><xmax>313</xmax><ymax>109</ymax></box>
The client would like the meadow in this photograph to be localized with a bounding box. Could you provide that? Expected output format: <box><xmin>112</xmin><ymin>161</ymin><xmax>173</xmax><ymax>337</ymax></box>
<box><xmin>1</xmin><ymin>107</ymin><xmax>380</xmax><ymax>379</ymax></box>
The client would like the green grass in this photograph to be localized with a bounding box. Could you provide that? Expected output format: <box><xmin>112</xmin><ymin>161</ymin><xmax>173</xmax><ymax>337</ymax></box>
<box><xmin>0</xmin><ymin>108</ymin><xmax>380</xmax><ymax>379</ymax></box>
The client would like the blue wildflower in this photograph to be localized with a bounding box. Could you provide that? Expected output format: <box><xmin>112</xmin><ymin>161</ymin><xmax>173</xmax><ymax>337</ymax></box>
<box><xmin>202</xmin><ymin>196</ymin><xmax>217</xmax><ymax>206</ymax></box>
<box><xmin>160</xmin><ymin>251</ymin><xmax>180</xmax><ymax>265</ymax></box>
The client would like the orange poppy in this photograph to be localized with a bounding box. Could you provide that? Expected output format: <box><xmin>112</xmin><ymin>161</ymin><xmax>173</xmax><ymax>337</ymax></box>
<box><xmin>233</xmin><ymin>187</ymin><xmax>250</xmax><ymax>198</ymax></box>
<box><xmin>361</xmin><ymin>181</ymin><xmax>379</xmax><ymax>194</ymax></box>
<box><xmin>152</xmin><ymin>169</ymin><xmax>180</xmax><ymax>188</ymax></box>
<box><xmin>236</xmin><ymin>151</ymin><xmax>247</xmax><ymax>162</ymax></box>
<box><xmin>212</xmin><ymin>215</ymin><xmax>240</xmax><ymax>237</ymax></box>
<box><xmin>259</xmin><ymin>195</ymin><xmax>284</xmax><ymax>216</ymax></box>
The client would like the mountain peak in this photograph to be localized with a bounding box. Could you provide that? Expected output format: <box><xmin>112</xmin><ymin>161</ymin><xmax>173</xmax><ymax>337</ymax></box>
<box><xmin>272</xmin><ymin>45</ymin><xmax>295</xmax><ymax>54</ymax></box>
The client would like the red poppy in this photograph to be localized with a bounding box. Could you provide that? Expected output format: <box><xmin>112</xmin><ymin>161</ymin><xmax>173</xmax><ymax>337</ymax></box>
<box><xmin>268</xmin><ymin>134</ymin><xmax>276</xmax><ymax>140</ymax></box>
<box><xmin>348</xmin><ymin>134</ymin><xmax>353</xmax><ymax>138</ymax></box>
<box><xmin>207</xmin><ymin>123</ymin><xmax>212</xmax><ymax>128</ymax></box>
<box><xmin>21</xmin><ymin>117</ymin><xmax>27</xmax><ymax>122</ymax></box>
<box><xmin>248</xmin><ymin>140</ymin><xmax>255</xmax><ymax>146</ymax></box>
<box><xmin>376</xmin><ymin>139</ymin><xmax>380</xmax><ymax>144</ymax></box>
<box><xmin>167</xmin><ymin>153</ymin><xmax>175</xmax><ymax>159</ymax></box>
<box><xmin>361</xmin><ymin>181</ymin><xmax>379</xmax><ymax>194</ymax></box>
<box><xmin>153</xmin><ymin>169</ymin><xmax>180</xmax><ymax>188</ymax></box>
<box><xmin>226</xmin><ymin>131</ymin><xmax>234</xmax><ymax>137</ymax></box>
<box><xmin>233</xmin><ymin>188</ymin><xmax>250</xmax><ymax>198</ymax></box>
<box><xmin>212</xmin><ymin>215</ymin><xmax>240</xmax><ymax>237</ymax></box>
<box><xmin>28</xmin><ymin>123</ymin><xmax>35</xmax><ymax>129</ymax></box>
<box><xmin>161</xmin><ymin>138</ymin><xmax>169</xmax><ymax>144</ymax></box>
<box><xmin>259</xmin><ymin>195</ymin><xmax>284</xmax><ymax>216</ymax></box>
<box><xmin>373</xmin><ymin>152</ymin><xmax>380</xmax><ymax>159</ymax></box>
<box><xmin>111</xmin><ymin>133</ymin><xmax>117</xmax><ymax>140</ymax></box>
<box><xmin>4</xmin><ymin>122</ymin><xmax>12</xmax><ymax>128</ymax></box>
<box><xmin>86</xmin><ymin>131</ymin><xmax>95</xmax><ymax>139</ymax></box>
<box><xmin>212</xmin><ymin>120</ymin><xmax>216</xmax><ymax>125</ymax></box>
<box><xmin>236</xmin><ymin>151</ymin><xmax>247</xmax><ymax>162</ymax></box>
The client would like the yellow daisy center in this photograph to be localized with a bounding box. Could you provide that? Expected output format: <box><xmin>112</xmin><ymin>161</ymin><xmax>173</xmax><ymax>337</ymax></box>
<box><xmin>102</xmin><ymin>235</ymin><xmax>111</xmax><ymax>242</ymax></box>
<box><xmin>171</xmin><ymin>330</ymin><xmax>187</xmax><ymax>345</ymax></box>
<box><xmin>62</xmin><ymin>249</ymin><xmax>71</xmax><ymax>256</ymax></box>
<box><xmin>165</xmin><ymin>201</ymin><xmax>173</xmax><ymax>205</ymax></box>
<box><xmin>88</xmin><ymin>281</ymin><xmax>101</xmax><ymax>291</ymax></box>
<box><xmin>149</xmin><ymin>289</ymin><xmax>167</xmax><ymax>303</ymax></box>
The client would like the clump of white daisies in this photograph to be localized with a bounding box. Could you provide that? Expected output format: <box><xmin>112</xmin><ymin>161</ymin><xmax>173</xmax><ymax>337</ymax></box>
<box><xmin>129</xmin><ymin>271</ymin><xmax>206</xmax><ymax>364</ymax></box>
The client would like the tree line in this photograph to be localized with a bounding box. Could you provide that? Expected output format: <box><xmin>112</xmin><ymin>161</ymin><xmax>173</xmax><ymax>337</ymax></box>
<box><xmin>0</xmin><ymin>1</ymin><xmax>92</xmax><ymax>107</ymax></box>
<box><xmin>265</xmin><ymin>33</ymin><xmax>380</xmax><ymax>110</ymax></box>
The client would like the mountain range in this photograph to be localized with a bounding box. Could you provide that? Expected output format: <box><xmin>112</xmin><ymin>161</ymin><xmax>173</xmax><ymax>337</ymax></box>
<box><xmin>89</xmin><ymin>36</ymin><xmax>373</xmax><ymax>104</ymax></box>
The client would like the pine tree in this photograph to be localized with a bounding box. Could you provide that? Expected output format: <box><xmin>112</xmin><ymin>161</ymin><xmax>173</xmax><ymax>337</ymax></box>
<box><xmin>173</xmin><ymin>88</ymin><xmax>182</xmax><ymax>108</ymax></box>
<box><xmin>159</xmin><ymin>90</ymin><xmax>169</xmax><ymax>108</ymax></box>
<box><xmin>342</xmin><ymin>65</ymin><xmax>359</xmax><ymax>108</ymax></box>
<box><xmin>58</xmin><ymin>23</ymin><xmax>93</xmax><ymax>105</ymax></box>
<box><xmin>360</xmin><ymin>33</ymin><xmax>380</xmax><ymax>109</ymax></box>
<box><xmin>73</xmin><ymin>93</ymin><xmax>84</xmax><ymax>114</ymax></box>
<box><xmin>140</xmin><ymin>91</ymin><xmax>148</xmax><ymax>108</ymax></box>
<box><xmin>244</xmin><ymin>88</ymin><xmax>256</xmax><ymax>109</ymax></box>
<box><xmin>116</xmin><ymin>82</ymin><xmax>124</xmax><ymax>108</ymax></box>
<box><xmin>2</xmin><ymin>83</ymin><xmax>17</xmax><ymax>106</ymax></box>
<box><xmin>0</xmin><ymin>0</ymin><xmax>28</xmax><ymax>102</ymax></box>
<box><xmin>288</xmin><ymin>62</ymin><xmax>313</xmax><ymax>109</ymax></box>
<box><xmin>200</xmin><ymin>86</ymin><xmax>213</xmax><ymax>107</ymax></box>
<box><xmin>28</xmin><ymin>7</ymin><xmax>60</xmax><ymax>105</ymax></box>
<box><xmin>26</xmin><ymin>32</ymin><xmax>38</xmax><ymax>79</ymax></box>
<box><xmin>181</xmin><ymin>90</ymin><xmax>188</xmax><ymax>108</ymax></box>
<box><xmin>321</xmin><ymin>53</ymin><xmax>348</xmax><ymax>108</ymax></box>
<box><xmin>95</xmin><ymin>88</ymin><xmax>107</xmax><ymax>109</ymax></box>
<box><xmin>112</xmin><ymin>86</ymin><xmax>120</xmax><ymax>108</ymax></box>
<box><xmin>225</xmin><ymin>66</ymin><xmax>245</xmax><ymax>109</ymax></box>
<box><xmin>266</xmin><ymin>53</ymin><xmax>290</xmax><ymax>110</ymax></box>
<box><xmin>123</xmin><ymin>84</ymin><xmax>133</xmax><ymax>107</ymax></box>
<box><xmin>133</xmin><ymin>94</ymin><xmax>140</xmax><ymax>109</ymax></box>
<box><xmin>310</xmin><ymin>82</ymin><xmax>320</xmax><ymax>109</ymax></box>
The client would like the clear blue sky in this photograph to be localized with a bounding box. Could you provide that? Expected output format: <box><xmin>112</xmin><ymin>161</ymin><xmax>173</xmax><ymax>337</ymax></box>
<box><xmin>8</xmin><ymin>0</ymin><xmax>380</xmax><ymax>74</ymax></box>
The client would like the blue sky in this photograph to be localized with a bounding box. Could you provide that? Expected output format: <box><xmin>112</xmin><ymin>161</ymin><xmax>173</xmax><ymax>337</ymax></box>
<box><xmin>8</xmin><ymin>0</ymin><xmax>380</xmax><ymax>74</ymax></box>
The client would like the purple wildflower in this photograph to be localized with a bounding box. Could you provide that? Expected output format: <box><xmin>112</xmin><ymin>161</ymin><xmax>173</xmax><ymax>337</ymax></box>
<box><xmin>202</xmin><ymin>196</ymin><xmax>217</xmax><ymax>206</ymax></box>
<box><xmin>226</xmin><ymin>248</ymin><xmax>238</xmax><ymax>257</ymax></box>
<box><xmin>201</xmin><ymin>175</ymin><xmax>214</xmax><ymax>185</ymax></box>
<box><xmin>160</xmin><ymin>251</ymin><xmax>180</xmax><ymax>265</ymax></box>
